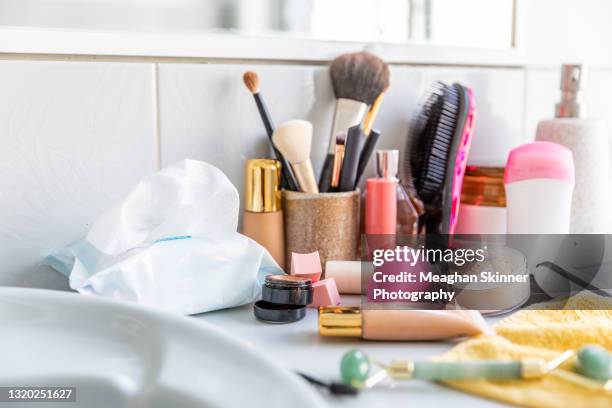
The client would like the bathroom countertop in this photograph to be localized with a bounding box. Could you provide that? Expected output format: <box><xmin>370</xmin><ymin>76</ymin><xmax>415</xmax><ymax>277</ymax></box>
<box><xmin>194</xmin><ymin>299</ymin><xmax>509</xmax><ymax>408</ymax></box>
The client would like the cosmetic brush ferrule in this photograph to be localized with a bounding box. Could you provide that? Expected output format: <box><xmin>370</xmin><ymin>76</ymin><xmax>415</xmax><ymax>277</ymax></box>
<box><xmin>328</xmin><ymin>99</ymin><xmax>368</xmax><ymax>154</ymax></box>
<box><xmin>320</xmin><ymin>99</ymin><xmax>368</xmax><ymax>192</ymax></box>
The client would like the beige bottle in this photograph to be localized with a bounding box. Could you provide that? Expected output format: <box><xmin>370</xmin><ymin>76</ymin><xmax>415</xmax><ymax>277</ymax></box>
<box><xmin>242</xmin><ymin>159</ymin><xmax>285</xmax><ymax>269</ymax></box>
<box><xmin>319</xmin><ymin>307</ymin><xmax>490</xmax><ymax>341</ymax></box>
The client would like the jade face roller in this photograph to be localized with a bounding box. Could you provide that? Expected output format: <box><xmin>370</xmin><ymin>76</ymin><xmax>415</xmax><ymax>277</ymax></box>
<box><xmin>340</xmin><ymin>345</ymin><xmax>612</xmax><ymax>390</ymax></box>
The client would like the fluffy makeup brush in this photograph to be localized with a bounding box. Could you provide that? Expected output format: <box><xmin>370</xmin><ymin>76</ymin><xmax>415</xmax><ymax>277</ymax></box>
<box><xmin>272</xmin><ymin>120</ymin><xmax>319</xmax><ymax>194</ymax></box>
<box><xmin>319</xmin><ymin>52</ymin><xmax>390</xmax><ymax>192</ymax></box>
<box><xmin>243</xmin><ymin>71</ymin><xmax>299</xmax><ymax>191</ymax></box>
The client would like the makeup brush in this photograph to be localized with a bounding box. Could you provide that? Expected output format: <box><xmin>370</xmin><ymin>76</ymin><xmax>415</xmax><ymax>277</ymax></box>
<box><xmin>243</xmin><ymin>71</ymin><xmax>299</xmax><ymax>192</ymax></box>
<box><xmin>348</xmin><ymin>93</ymin><xmax>384</xmax><ymax>189</ymax></box>
<box><xmin>339</xmin><ymin>125</ymin><xmax>366</xmax><ymax>192</ymax></box>
<box><xmin>363</xmin><ymin>92</ymin><xmax>385</xmax><ymax>136</ymax></box>
<box><xmin>272</xmin><ymin>120</ymin><xmax>319</xmax><ymax>194</ymax></box>
<box><xmin>319</xmin><ymin>52</ymin><xmax>390</xmax><ymax>192</ymax></box>
<box><xmin>354</xmin><ymin>129</ymin><xmax>381</xmax><ymax>187</ymax></box>
<box><xmin>331</xmin><ymin>134</ymin><xmax>346</xmax><ymax>190</ymax></box>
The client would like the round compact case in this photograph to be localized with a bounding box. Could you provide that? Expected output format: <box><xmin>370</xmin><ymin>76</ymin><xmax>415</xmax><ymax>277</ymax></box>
<box><xmin>254</xmin><ymin>275</ymin><xmax>313</xmax><ymax>323</ymax></box>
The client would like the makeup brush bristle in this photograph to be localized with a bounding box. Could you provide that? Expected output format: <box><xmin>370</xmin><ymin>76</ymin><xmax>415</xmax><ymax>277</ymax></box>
<box><xmin>272</xmin><ymin>120</ymin><xmax>313</xmax><ymax>164</ymax></box>
<box><xmin>330</xmin><ymin>52</ymin><xmax>390</xmax><ymax>105</ymax></box>
<box><xmin>243</xmin><ymin>71</ymin><xmax>260</xmax><ymax>94</ymax></box>
<box><xmin>336</xmin><ymin>134</ymin><xmax>346</xmax><ymax>146</ymax></box>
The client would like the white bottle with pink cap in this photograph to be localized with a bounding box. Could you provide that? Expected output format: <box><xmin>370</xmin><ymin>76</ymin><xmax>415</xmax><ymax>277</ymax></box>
<box><xmin>504</xmin><ymin>141</ymin><xmax>575</xmax><ymax>234</ymax></box>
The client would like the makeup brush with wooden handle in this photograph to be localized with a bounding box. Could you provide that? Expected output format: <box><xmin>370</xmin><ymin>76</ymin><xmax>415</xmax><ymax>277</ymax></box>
<box><xmin>363</xmin><ymin>92</ymin><xmax>385</xmax><ymax>136</ymax></box>
<box><xmin>353</xmin><ymin>92</ymin><xmax>386</xmax><ymax>187</ymax></box>
<box><xmin>243</xmin><ymin>71</ymin><xmax>299</xmax><ymax>191</ymax></box>
<box><xmin>272</xmin><ymin>120</ymin><xmax>319</xmax><ymax>194</ymax></box>
<box><xmin>319</xmin><ymin>52</ymin><xmax>390</xmax><ymax>192</ymax></box>
<box><xmin>331</xmin><ymin>134</ymin><xmax>346</xmax><ymax>190</ymax></box>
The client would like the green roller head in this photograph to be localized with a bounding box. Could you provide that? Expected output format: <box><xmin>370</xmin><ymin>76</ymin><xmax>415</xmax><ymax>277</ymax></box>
<box><xmin>340</xmin><ymin>349</ymin><xmax>371</xmax><ymax>387</ymax></box>
<box><xmin>576</xmin><ymin>345</ymin><xmax>612</xmax><ymax>381</ymax></box>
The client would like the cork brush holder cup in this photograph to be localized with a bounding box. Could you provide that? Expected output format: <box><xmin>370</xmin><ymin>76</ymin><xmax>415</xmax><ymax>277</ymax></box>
<box><xmin>283</xmin><ymin>190</ymin><xmax>360</xmax><ymax>268</ymax></box>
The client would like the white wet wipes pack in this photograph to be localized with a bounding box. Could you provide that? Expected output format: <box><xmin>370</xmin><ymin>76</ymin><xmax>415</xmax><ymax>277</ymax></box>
<box><xmin>46</xmin><ymin>159</ymin><xmax>281</xmax><ymax>315</ymax></box>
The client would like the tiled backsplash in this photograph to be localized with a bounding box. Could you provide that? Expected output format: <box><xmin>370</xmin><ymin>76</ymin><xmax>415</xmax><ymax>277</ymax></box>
<box><xmin>1</xmin><ymin>58</ymin><xmax>611</xmax><ymax>288</ymax></box>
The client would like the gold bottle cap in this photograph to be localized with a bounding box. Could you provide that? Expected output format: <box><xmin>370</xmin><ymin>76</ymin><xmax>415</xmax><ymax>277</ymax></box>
<box><xmin>319</xmin><ymin>306</ymin><xmax>363</xmax><ymax>337</ymax></box>
<box><xmin>244</xmin><ymin>159</ymin><xmax>282</xmax><ymax>213</ymax></box>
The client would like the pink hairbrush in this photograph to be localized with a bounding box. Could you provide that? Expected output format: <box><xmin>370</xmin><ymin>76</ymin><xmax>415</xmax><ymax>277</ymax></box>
<box><xmin>404</xmin><ymin>82</ymin><xmax>476</xmax><ymax>234</ymax></box>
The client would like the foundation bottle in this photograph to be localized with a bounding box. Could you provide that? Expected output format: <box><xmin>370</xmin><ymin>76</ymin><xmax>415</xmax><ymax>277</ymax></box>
<box><xmin>242</xmin><ymin>159</ymin><xmax>285</xmax><ymax>268</ymax></box>
<box><xmin>319</xmin><ymin>307</ymin><xmax>487</xmax><ymax>341</ymax></box>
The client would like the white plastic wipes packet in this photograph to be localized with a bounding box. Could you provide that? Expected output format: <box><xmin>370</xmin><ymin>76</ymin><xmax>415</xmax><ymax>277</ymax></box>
<box><xmin>45</xmin><ymin>159</ymin><xmax>282</xmax><ymax>314</ymax></box>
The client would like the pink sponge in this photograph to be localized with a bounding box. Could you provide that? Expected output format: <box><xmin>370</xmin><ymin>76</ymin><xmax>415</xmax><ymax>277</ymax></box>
<box><xmin>309</xmin><ymin>278</ymin><xmax>341</xmax><ymax>308</ymax></box>
<box><xmin>290</xmin><ymin>251</ymin><xmax>322</xmax><ymax>283</ymax></box>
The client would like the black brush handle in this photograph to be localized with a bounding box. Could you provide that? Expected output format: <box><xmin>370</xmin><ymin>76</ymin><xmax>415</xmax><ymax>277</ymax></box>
<box><xmin>296</xmin><ymin>372</ymin><xmax>359</xmax><ymax>396</ymax></box>
<box><xmin>354</xmin><ymin>129</ymin><xmax>381</xmax><ymax>188</ymax></box>
<box><xmin>276</xmin><ymin>148</ymin><xmax>299</xmax><ymax>191</ymax></box>
<box><xmin>318</xmin><ymin>154</ymin><xmax>334</xmax><ymax>193</ymax></box>
<box><xmin>339</xmin><ymin>125</ymin><xmax>365</xmax><ymax>192</ymax></box>
<box><xmin>253</xmin><ymin>93</ymin><xmax>299</xmax><ymax>191</ymax></box>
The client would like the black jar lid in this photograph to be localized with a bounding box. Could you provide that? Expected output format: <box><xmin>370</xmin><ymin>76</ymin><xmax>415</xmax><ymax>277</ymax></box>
<box><xmin>254</xmin><ymin>300</ymin><xmax>306</xmax><ymax>323</ymax></box>
<box><xmin>262</xmin><ymin>274</ymin><xmax>313</xmax><ymax>306</ymax></box>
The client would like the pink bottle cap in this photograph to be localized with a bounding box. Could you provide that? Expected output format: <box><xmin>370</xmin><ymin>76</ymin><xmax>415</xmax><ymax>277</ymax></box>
<box><xmin>504</xmin><ymin>141</ymin><xmax>574</xmax><ymax>184</ymax></box>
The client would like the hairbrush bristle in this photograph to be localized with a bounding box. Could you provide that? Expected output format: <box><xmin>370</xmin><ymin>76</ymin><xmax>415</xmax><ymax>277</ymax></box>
<box><xmin>330</xmin><ymin>52</ymin><xmax>389</xmax><ymax>105</ymax></box>
<box><xmin>406</xmin><ymin>82</ymin><xmax>461</xmax><ymax>203</ymax></box>
<box><xmin>243</xmin><ymin>71</ymin><xmax>260</xmax><ymax>94</ymax></box>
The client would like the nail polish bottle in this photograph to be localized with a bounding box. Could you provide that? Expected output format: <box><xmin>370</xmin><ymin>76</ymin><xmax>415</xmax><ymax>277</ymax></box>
<box><xmin>242</xmin><ymin>159</ymin><xmax>285</xmax><ymax>268</ymax></box>
<box><xmin>365</xmin><ymin>150</ymin><xmax>398</xmax><ymax>235</ymax></box>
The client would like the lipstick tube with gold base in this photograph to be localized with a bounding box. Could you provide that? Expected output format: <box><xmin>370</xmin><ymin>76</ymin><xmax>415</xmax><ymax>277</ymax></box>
<box><xmin>242</xmin><ymin>159</ymin><xmax>285</xmax><ymax>269</ymax></box>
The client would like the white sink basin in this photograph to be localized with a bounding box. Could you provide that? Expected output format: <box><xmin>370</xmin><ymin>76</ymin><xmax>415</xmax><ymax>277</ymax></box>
<box><xmin>0</xmin><ymin>288</ymin><xmax>325</xmax><ymax>407</ymax></box>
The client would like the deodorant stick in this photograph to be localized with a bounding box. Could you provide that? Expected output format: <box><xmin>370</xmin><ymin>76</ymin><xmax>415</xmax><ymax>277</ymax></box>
<box><xmin>504</xmin><ymin>142</ymin><xmax>575</xmax><ymax>234</ymax></box>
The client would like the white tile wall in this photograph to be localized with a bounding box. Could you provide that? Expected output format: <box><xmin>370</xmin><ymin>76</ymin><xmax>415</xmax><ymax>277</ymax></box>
<box><xmin>525</xmin><ymin>67</ymin><xmax>612</xmax><ymax>141</ymax></box>
<box><xmin>524</xmin><ymin>68</ymin><xmax>560</xmax><ymax>139</ymax></box>
<box><xmin>0</xmin><ymin>0</ymin><xmax>611</xmax><ymax>291</ymax></box>
<box><xmin>158</xmin><ymin>64</ymin><xmax>526</xmax><ymax>194</ymax></box>
<box><xmin>0</xmin><ymin>60</ymin><xmax>157</xmax><ymax>288</ymax></box>
<box><xmin>1</xmin><ymin>57</ymin><xmax>612</xmax><ymax>289</ymax></box>
<box><xmin>158</xmin><ymin>63</ymin><xmax>335</xmax><ymax>196</ymax></box>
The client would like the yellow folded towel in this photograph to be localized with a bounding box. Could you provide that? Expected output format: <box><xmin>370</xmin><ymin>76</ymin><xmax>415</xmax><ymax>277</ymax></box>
<box><xmin>440</xmin><ymin>293</ymin><xmax>612</xmax><ymax>408</ymax></box>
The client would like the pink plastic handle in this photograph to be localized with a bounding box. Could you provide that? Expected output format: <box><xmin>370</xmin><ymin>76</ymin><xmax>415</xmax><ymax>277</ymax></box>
<box><xmin>449</xmin><ymin>86</ymin><xmax>476</xmax><ymax>235</ymax></box>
